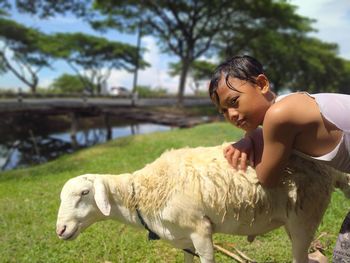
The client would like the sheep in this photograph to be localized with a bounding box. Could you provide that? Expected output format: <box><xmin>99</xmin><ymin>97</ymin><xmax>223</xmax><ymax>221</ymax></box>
<box><xmin>56</xmin><ymin>144</ymin><xmax>350</xmax><ymax>263</ymax></box>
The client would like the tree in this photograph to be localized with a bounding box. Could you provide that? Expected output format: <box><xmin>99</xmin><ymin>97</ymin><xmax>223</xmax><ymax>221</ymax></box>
<box><xmin>92</xmin><ymin>0</ymin><xmax>246</xmax><ymax>104</ymax></box>
<box><xmin>50</xmin><ymin>73</ymin><xmax>94</xmax><ymax>93</ymax></box>
<box><xmin>0</xmin><ymin>0</ymin><xmax>10</xmax><ymax>12</ymax></box>
<box><xmin>289</xmin><ymin>37</ymin><xmax>345</xmax><ymax>93</ymax></box>
<box><xmin>0</xmin><ymin>17</ymin><xmax>52</xmax><ymax>93</ymax></box>
<box><xmin>136</xmin><ymin>85</ymin><xmax>167</xmax><ymax>98</ymax></box>
<box><xmin>7</xmin><ymin>0</ymin><xmax>348</xmax><ymax>95</ymax></box>
<box><xmin>92</xmin><ymin>0</ymin><xmax>320</xmax><ymax>105</ymax></box>
<box><xmin>215</xmin><ymin>0</ymin><xmax>316</xmax><ymax>93</ymax></box>
<box><xmin>338</xmin><ymin>60</ymin><xmax>350</xmax><ymax>94</ymax></box>
<box><xmin>216</xmin><ymin>1</ymin><xmax>349</xmax><ymax>94</ymax></box>
<box><xmin>47</xmin><ymin>32</ymin><xmax>147</xmax><ymax>94</ymax></box>
<box><xmin>169</xmin><ymin>60</ymin><xmax>216</xmax><ymax>95</ymax></box>
<box><xmin>11</xmin><ymin>0</ymin><xmax>88</xmax><ymax>18</ymax></box>
<box><xmin>223</xmin><ymin>29</ymin><xmax>346</xmax><ymax>93</ymax></box>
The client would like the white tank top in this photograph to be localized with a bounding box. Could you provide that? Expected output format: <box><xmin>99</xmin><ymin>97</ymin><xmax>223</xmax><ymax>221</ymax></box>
<box><xmin>275</xmin><ymin>93</ymin><xmax>350</xmax><ymax>173</ymax></box>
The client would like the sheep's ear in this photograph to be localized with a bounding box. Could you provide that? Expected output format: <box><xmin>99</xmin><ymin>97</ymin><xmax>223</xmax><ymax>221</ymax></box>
<box><xmin>93</xmin><ymin>178</ymin><xmax>111</xmax><ymax>216</ymax></box>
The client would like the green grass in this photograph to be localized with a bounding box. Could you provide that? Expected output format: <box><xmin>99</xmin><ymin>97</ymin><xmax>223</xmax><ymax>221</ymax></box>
<box><xmin>0</xmin><ymin>122</ymin><xmax>349</xmax><ymax>263</ymax></box>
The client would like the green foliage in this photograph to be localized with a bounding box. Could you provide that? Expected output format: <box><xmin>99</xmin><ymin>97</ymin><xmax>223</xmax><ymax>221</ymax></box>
<box><xmin>0</xmin><ymin>17</ymin><xmax>52</xmax><ymax>92</ymax></box>
<box><xmin>169</xmin><ymin>60</ymin><xmax>216</xmax><ymax>80</ymax></box>
<box><xmin>338</xmin><ymin>60</ymin><xmax>350</xmax><ymax>94</ymax></box>
<box><xmin>3</xmin><ymin>23</ymin><xmax>52</xmax><ymax>67</ymax></box>
<box><xmin>92</xmin><ymin>0</ymin><xmax>243</xmax><ymax>102</ymax></box>
<box><xmin>288</xmin><ymin>37</ymin><xmax>345</xmax><ymax>93</ymax></box>
<box><xmin>46</xmin><ymin>32</ymin><xmax>147</xmax><ymax>94</ymax></box>
<box><xmin>217</xmin><ymin>1</ymin><xmax>350</xmax><ymax>94</ymax></box>
<box><xmin>3</xmin><ymin>0</ymin><xmax>350</xmax><ymax>96</ymax></box>
<box><xmin>227</xmin><ymin>30</ymin><xmax>346</xmax><ymax>93</ymax></box>
<box><xmin>48</xmin><ymin>32</ymin><xmax>142</xmax><ymax>70</ymax></box>
<box><xmin>49</xmin><ymin>73</ymin><xmax>94</xmax><ymax>93</ymax></box>
<box><xmin>0</xmin><ymin>123</ymin><xmax>349</xmax><ymax>262</ymax></box>
<box><xmin>92</xmin><ymin>0</ymin><xmax>327</xmax><ymax>103</ymax></box>
<box><xmin>136</xmin><ymin>85</ymin><xmax>167</xmax><ymax>98</ymax></box>
<box><xmin>0</xmin><ymin>0</ymin><xmax>10</xmax><ymax>13</ymax></box>
<box><xmin>14</xmin><ymin>0</ymin><xmax>89</xmax><ymax>18</ymax></box>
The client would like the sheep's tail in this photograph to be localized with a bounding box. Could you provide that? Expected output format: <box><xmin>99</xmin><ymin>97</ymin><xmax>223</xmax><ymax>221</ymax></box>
<box><xmin>333</xmin><ymin>169</ymin><xmax>350</xmax><ymax>199</ymax></box>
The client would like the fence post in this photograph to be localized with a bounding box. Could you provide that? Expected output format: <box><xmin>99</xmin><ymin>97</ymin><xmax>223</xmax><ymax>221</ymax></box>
<box><xmin>17</xmin><ymin>87</ymin><xmax>23</xmax><ymax>103</ymax></box>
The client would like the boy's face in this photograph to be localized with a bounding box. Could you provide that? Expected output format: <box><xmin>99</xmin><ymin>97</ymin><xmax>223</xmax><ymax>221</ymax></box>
<box><xmin>215</xmin><ymin>75</ymin><xmax>271</xmax><ymax>132</ymax></box>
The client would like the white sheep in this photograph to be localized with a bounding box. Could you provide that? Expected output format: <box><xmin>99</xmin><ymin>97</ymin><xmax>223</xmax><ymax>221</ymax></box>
<box><xmin>56</xmin><ymin>144</ymin><xmax>350</xmax><ymax>263</ymax></box>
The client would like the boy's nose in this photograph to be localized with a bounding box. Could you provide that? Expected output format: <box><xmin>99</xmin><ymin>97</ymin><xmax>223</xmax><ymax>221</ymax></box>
<box><xmin>227</xmin><ymin>108</ymin><xmax>239</xmax><ymax>121</ymax></box>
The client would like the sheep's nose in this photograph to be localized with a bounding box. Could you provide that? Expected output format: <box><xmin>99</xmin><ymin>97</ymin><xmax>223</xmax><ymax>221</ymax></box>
<box><xmin>56</xmin><ymin>225</ymin><xmax>67</xmax><ymax>237</ymax></box>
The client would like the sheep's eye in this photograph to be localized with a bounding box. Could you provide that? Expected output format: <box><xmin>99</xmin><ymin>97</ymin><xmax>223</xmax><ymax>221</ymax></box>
<box><xmin>81</xmin><ymin>190</ymin><xmax>89</xmax><ymax>196</ymax></box>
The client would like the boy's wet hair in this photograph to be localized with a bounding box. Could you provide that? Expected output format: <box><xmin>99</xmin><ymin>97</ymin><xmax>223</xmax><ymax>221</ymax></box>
<box><xmin>209</xmin><ymin>55</ymin><xmax>264</xmax><ymax>107</ymax></box>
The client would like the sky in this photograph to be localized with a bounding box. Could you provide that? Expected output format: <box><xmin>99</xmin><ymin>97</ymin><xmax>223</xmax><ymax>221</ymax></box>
<box><xmin>1</xmin><ymin>0</ymin><xmax>350</xmax><ymax>94</ymax></box>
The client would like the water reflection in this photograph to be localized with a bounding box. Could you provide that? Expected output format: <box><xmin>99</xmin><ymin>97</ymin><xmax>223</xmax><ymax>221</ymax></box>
<box><xmin>0</xmin><ymin>123</ymin><xmax>171</xmax><ymax>171</ymax></box>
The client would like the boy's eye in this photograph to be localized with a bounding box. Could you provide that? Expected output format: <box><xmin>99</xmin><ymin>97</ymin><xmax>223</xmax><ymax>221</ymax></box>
<box><xmin>230</xmin><ymin>97</ymin><xmax>238</xmax><ymax>106</ymax></box>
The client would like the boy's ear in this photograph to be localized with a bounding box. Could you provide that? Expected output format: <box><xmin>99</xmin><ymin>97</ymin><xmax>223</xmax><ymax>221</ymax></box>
<box><xmin>256</xmin><ymin>74</ymin><xmax>270</xmax><ymax>94</ymax></box>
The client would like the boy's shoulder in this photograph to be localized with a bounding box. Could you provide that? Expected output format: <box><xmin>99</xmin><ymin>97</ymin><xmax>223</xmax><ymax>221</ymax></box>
<box><xmin>266</xmin><ymin>93</ymin><xmax>318</xmax><ymax>126</ymax></box>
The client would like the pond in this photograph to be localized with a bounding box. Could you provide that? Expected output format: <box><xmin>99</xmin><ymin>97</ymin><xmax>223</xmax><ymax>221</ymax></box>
<box><xmin>0</xmin><ymin>114</ymin><xmax>172</xmax><ymax>171</ymax></box>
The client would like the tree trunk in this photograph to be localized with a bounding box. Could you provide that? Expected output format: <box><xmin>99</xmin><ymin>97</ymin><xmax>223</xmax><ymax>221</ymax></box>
<box><xmin>132</xmin><ymin>21</ymin><xmax>143</xmax><ymax>106</ymax></box>
<box><xmin>30</xmin><ymin>75</ymin><xmax>38</xmax><ymax>94</ymax></box>
<box><xmin>96</xmin><ymin>83</ymin><xmax>101</xmax><ymax>94</ymax></box>
<box><xmin>0</xmin><ymin>53</ymin><xmax>38</xmax><ymax>93</ymax></box>
<box><xmin>30</xmin><ymin>85</ymin><xmax>36</xmax><ymax>94</ymax></box>
<box><xmin>177</xmin><ymin>58</ymin><xmax>191</xmax><ymax>106</ymax></box>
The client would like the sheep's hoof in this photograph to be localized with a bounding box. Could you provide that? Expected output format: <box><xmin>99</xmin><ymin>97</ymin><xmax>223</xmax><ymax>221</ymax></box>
<box><xmin>308</xmin><ymin>250</ymin><xmax>328</xmax><ymax>263</ymax></box>
<box><xmin>247</xmin><ymin>235</ymin><xmax>255</xmax><ymax>243</ymax></box>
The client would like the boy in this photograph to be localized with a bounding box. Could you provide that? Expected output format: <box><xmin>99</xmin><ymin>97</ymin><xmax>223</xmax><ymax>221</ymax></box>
<box><xmin>209</xmin><ymin>55</ymin><xmax>350</xmax><ymax>262</ymax></box>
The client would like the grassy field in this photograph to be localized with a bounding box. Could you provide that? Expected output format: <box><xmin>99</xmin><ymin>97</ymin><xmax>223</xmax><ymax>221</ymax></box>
<box><xmin>0</xmin><ymin>122</ymin><xmax>349</xmax><ymax>263</ymax></box>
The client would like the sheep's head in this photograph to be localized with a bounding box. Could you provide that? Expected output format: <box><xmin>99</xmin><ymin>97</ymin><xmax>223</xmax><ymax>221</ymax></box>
<box><xmin>56</xmin><ymin>174</ymin><xmax>111</xmax><ymax>241</ymax></box>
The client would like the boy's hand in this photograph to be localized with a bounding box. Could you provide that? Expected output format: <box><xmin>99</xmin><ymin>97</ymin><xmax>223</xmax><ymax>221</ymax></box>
<box><xmin>223</xmin><ymin>137</ymin><xmax>254</xmax><ymax>171</ymax></box>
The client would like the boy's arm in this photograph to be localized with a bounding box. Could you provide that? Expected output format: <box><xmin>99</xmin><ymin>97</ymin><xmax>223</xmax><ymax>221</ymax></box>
<box><xmin>224</xmin><ymin>128</ymin><xmax>262</xmax><ymax>171</ymax></box>
<box><xmin>254</xmin><ymin>107</ymin><xmax>298</xmax><ymax>187</ymax></box>
<box><xmin>245</xmin><ymin>128</ymin><xmax>263</xmax><ymax>167</ymax></box>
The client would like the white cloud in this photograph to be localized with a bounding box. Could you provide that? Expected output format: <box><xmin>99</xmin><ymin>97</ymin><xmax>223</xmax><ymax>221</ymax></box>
<box><xmin>290</xmin><ymin>0</ymin><xmax>350</xmax><ymax>59</ymax></box>
<box><xmin>107</xmin><ymin>69</ymin><xmax>132</xmax><ymax>88</ymax></box>
<box><xmin>39</xmin><ymin>77</ymin><xmax>54</xmax><ymax>88</ymax></box>
<box><xmin>138</xmin><ymin>37</ymin><xmax>180</xmax><ymax>93</ymax></box>
<box><xmin>107</xmin><ymin>36</ymin><xmax>181</xmax><ymax>94</ymax></box>
<box><xmin>46</xmin><ymin>16</ymin><xmax>82</xmax><ymax>25</ymax></box>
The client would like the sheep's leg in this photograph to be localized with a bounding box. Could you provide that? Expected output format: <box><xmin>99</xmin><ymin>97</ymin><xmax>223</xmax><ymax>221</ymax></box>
<box><xmin>289</xmin><ymin>230</ymin><xmax>311</xmax><ymax>263</ymax></box>
<box><xmin>285</xmin><ymin>215</ymin><xmax>321</xmax><ymax>263</ymax></box>
<box><xmin>191</xmin><ymin>233</ymin><xmax>215</xmax><ymax>263</ymax></box>
<box><xmin>190</xmin><ymin>216</ymin><xmax>215</xmax><ymax>263</ymax></box>
<box><xmin>184</xmin><ymin>251</ymin><xmax>194</xmax><ymax>263</ymax></box>
<box><xmin>286</xmin><ymin>189</ymin><xmax>331</xmax><ymax>263</ymax></box>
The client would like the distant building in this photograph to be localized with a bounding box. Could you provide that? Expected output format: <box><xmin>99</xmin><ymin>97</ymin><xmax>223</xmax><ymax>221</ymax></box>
<box><xmin>108</xmin><ymin>86</ymin><xmax>132</xmax><ymax>97</ymax></box>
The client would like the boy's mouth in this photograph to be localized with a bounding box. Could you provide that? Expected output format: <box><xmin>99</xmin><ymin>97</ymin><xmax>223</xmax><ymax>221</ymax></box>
<box><xmin>236</xmin><ymin>119</ymin><xmax>245</xmax><ymax>128</ymax></box>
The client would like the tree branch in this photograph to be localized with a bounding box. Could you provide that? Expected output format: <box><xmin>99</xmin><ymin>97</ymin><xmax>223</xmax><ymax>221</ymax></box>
<box><xmin>0</xmin><ymin>52</ymin><xmax>33</xmax><ymax>88</ymax></box>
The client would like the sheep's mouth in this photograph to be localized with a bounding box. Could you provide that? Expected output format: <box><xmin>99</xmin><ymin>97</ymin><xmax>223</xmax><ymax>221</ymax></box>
<box><xmin>61</xmin><ymin>227</ymin><xmax>79</xmax><ymax>241</ymax></box>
